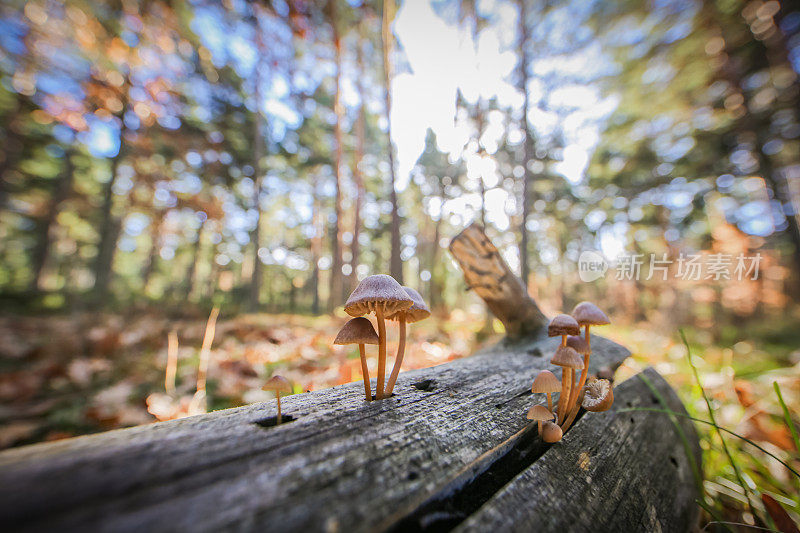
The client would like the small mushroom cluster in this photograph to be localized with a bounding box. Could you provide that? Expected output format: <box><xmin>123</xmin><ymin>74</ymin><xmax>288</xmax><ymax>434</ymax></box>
<box><xmin>527</xmin><ymin>301</ymin><xmax>614</xmax><ymax>443</ymax></box>
<box><xmin>334</xmin><ymin>274</ymin><xmax>430</xmax><ymax>401</ymax></box>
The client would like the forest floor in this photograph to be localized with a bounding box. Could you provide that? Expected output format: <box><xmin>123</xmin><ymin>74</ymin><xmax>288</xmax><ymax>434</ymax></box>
<box><xmin>0</xmin><ymin>309</ymin><xmax>798</xmax><ymax>526</ymax></box>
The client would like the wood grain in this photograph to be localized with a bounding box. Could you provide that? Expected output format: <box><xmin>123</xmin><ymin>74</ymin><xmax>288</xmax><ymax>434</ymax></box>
<box><xmin>456</xmin><ymin>367</ymin><xmax>703</xmax><ymax>533</ymax></box>
<box><xmin>0</xmin><ymin>335</ymin><xmax>628</xmax><ymax>532</ymax></box>
<box><xmin>449</xmin><ymin>224</ymin><xmax>547</xmax><ymax>338</ymax></box>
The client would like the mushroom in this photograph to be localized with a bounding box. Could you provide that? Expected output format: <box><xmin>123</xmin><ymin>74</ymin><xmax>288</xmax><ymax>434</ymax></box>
<box><xmin>527</xmin><ymin>404</ymin><xmax>556</xmax><ymax>436</ymax></box>
<box><xmin>551</xmin><ymin>345</ymin><xmax>584</xmax><ymax>422</ymax></box>
<box><xmin>561</xmin><ymin>334</ymin><xmax>590</xmax><ymax>428</ymax></box>
<box><xmin>334</xmin><ymin>317</ymin><xmax>379</xmax><ymax>401</ymax></box>
<box><xmin>531</xmin><ymin>370</ymin><xmax>561</xmax><ymax>412</ymax></box>
<box><xmin>385</xmin><ymin>287</ymin><xmax>430</xmax><ymax>396</ymax></box>
<box><xmin>344</xmin><ymin>275</ymin><xmax>412</xmax><ymax>399</ymax></box>
<box><xmin>562</xmin><ymin>302</ymin><xmax>610</xmax><ymax>430</ymax></box>
<box><xmin>541</xmin><ymin>421</ymin><xmax>563</xmax><ymax>443</ymax></box>
<box><xmin>582</xmin><ymin>378</ymin><xmax>614</xmax><ymax>412</ymax></box>
<box><xmin>263</xmin><ymin>375</ymin><xmax>292</xmax><ymax>425</ymax></box>
<box><xmin>548</xmin><ymin>314</ymin><xmax>581</xmax><ymax>346</ymax></box>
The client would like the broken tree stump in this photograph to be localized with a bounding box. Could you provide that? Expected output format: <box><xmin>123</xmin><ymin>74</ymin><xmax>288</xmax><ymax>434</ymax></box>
<box><xmin>0</xmin><ymin>224</ymin><xmax>702</xmax><ymax>532</ymax></box>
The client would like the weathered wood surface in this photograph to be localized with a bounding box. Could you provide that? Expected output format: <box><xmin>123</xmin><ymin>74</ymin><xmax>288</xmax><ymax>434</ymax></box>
<box><xmin>456</xmin><ymin>367</ymin><xmax>703</xmax><ymax>533</ymax></box>
<box><xmin>0</xmin><ymin>225</ymin><xmax>701</xmax><ymax>532</ymax></box>
<box><xmin>449</xmin><ymin>224</ymin><xmax>547</xmax><ymax>338</ymax></box>
<box><xmin>0</xmin><ymin>334</ymin><xmax>628</xmax><ymax>533</ymax></box>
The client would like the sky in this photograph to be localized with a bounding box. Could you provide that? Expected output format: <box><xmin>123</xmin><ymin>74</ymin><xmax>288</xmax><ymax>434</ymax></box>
<box><xmin>391</xmin><ymin>0</ymin><xmax>618</xmax><ymax>236</ymax></box>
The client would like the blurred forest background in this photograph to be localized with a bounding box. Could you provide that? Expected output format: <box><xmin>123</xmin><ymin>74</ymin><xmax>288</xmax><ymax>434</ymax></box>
<box><xmin>1</xmin><ymin>0</ymin><xmax>800</xmax><ymax>528</ymax></box>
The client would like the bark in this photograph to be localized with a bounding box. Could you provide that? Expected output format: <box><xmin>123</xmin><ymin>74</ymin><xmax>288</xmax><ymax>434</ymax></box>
<box><xmin>329</xmin><ymin>0</ymin><xmax>345</xmax><ymax>309</ymax></box>
<box><xmin>31</xmin><ymin>148</ymin><xmax>74</xmax><ymax>291</ymax></box>
<box><xmin>382</xmin><ymin>0</ymin><xmax>403</xmax><ymax>283</ymax></box>
<box><xmin>349</xmin><ymin>28</ymin><xmax>367</xmax><ymax>293</ymax></box>
<box><xmin>0</xmin><ymin>333</ymin><xmax>632</xmax><ymax>533</ymax></box>
<box><xmin>449</xmin><ymin>224</ymin><xmax>547</xmax><ymax>338</ymax></box>
<box><xmin>141</xmin><ymin>210</ymin><xmax>164</xmax><ymax>291</ymax></box>
<box><xmin>184</xmin><ymin>219</ymin><xmax>205</xmax><ymax>300</ymax></box>
<box><xmin>249</xmin><ymin>9</ymin><xmax>267</xmax><ymax>312</ymax></box>
<box><xmin>516</xmin><ymin>0</ymin><xmax>532</xmax><ymax>288</ymax></box>
<box><xmin>310</xmin><ymin>174</ymin><xmax>322</xmax><ymax>314</ymax></box>
<box><xmin>91</xmin><ymin>139</ymin><xmax>125</xmax><ymax>303</ymax></box>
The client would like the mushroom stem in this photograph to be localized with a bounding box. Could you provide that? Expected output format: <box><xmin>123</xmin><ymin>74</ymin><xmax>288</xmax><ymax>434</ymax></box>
<box><xmin>276</xmin><ymin>393</ymin><xmax>282</xmax><ymax>425</ymax></box>
<box><xmin>562</xmin><ymin>386</ymin><xmax>587</xmax><ymax>432</ymax></box>
<box><xmin>375</xmin><ymin>305</ymin><xmax>386</xmax><ymax>399</ymax></box>
<box><xmin>358</xmin><ymin>344</ymin><xmax>371</xmax><ymax>401</ymax></box>
<box><xmin>562</xmin><ymin>325</ymin><xmax>592</xmax><ymax>431</ymax></box>
<box><xmin>561</xmin><ymin>334</ymin><xmax>567</xmax><ymax>347</ymax></box>
<box><xmin>386</xmin><ymin>314</ymin><xmax>406</xmax><ymax>396</ymax></box>
<box><xmin>537</xmin><ymin>420</ymin><xmax>542</xmax><ymax>436</ymax></box>
<box><xmin>557</xmin><ymin>368</ymin><xmax>571</xmax><ymax>421</ymax></box>
<box><xmin>546</xmin><ymin>392</ymin><xmax>552</xmax><ymax>412</ymax></box>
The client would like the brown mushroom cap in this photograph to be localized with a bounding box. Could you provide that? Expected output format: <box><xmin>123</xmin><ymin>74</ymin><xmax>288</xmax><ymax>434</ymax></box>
<box><xmin>531</xmin><ymin>370</ymin><xmax>561</xmax><ymax>394</ymax></box>
<box><xmin>582</xmin><ymin>378</ymin><xmax>614</xmax><ymax>412</ymax></box>
<box><xmin>548</xmin><ymin>314</ymin><xmax>580</xmax><ymax>337</ymax></box>
<box><xmin>263</xmin><ymin>375</ymin><xmax>292</xmax><ymax>394</ymax></box>
<box><xmin>344</xmin><ymin>274</ymin><xmax>413</xmax><ymax>317</ymax></box>
<box><xmin>566</xmin><ymin>335</ymin><xmax>590</xmax><ymax>355</ymax></box>
<box><xmin>571</xmin><ymin>301</ymin><xmax>610</xmax><ymax>326</ymax></box>
<box><xmin>541</xmin><ymin>421</ymin><xmax>563</xmax><ymax>443</ymax></box>
<box><xmin>551</xmin><ymin>346</ymin><xmax>584</xmax><ymax>369</ymax></box>
<box><xmin>334</xmin><ymin>317</ymin><xmax>379</xmax><ymax>345</ymax></box>
<box><xmin>386</xmin><ymin>287</ymin><xmax>431</xmax><ymax>323</ymax></box>
<box><xmin>526</xmin><ymin>404</ymin><xmax>555</xmax><ymax>422</ymax></box>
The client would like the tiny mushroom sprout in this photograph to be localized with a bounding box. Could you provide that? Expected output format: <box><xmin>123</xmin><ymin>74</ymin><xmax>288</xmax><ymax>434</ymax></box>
<box><xmin>531</xmin><ymin>370</ymin><xmax>561</xmax><ymax>412</ymax></box>
<box><xmin>263</xmin><ymin>375</ymin><xmax>292</xmax><ymax>425</ymax></box>
<box><xmin>541</xmin><ymin>421</ymin><xmax>563</xmax><ymax>443</ymax></box>
<box><xmin>562</xmin><ymin>302</ymin><xmax>611</xmax><ymax>431</ymax></box>
<box><xmin>385</xmin><ymin>287</ymin><xmax>430</xmax><ymax>396</ymax></box>
<box><xmin>551</xmin><ymin>345</ymin><xmax>584</xmax><ymax>422</ymax></box>
<box><xmin>527</xmin><ymin>404</ymin><xmax>556</xmax><ymax>436</ymax></box>
<box><xmin>582</xmin><ymin>378</ymin><xmax>614</xmax><ymax>412</ymax></box>
<box><xmin>334</xmin><ymin>317</ymin><xmax>379</xmax><ymax>401</ymax></box>
<box><xmin>344</xmin><ymin>275</ymin><xmax>412</xmax><ymax>400</ymax></box>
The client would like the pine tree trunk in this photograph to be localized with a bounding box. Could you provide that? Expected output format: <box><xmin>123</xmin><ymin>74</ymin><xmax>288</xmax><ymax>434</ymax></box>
<box><xmin>382</xmin><ymin>0</ymin><xmax>403</xmax><ymax>284</ymax></box>
<box><xmin>310</xmin><ymin>174</ymin><xmax>322</xmax><ymax>314</ymax></box>
<box><xmin>92</xmin><ymin>135</ymin><xmax>125</xmax><ymax>303</ymax></box>
<box><xmin>329</xmin><ymin>0</ymin><xmax>345</xmax><ymax>310</ymax></box>
<box><xmin>516</xmin><ymin>0</ymin><xmax>532</xmax><ymax>288</ymax></box>
<box><xmin>141</xmin><ymin>209</ymin><xmax>164</xmax><ymax>291</ymax></box>
<box><xmin>185</xmin><ymin>219</ymin><xmax>205</xmax><ymax>300</ymax></box>
<box><xmin>31</xmin><ymin>147</ymin><xmax>74</xmax><ymax>291</ymax></box>
<box><xmin>350</xmin><ymin>29</ymin><xmax>366</xmax><ymax>293</ymax></box>
<box><xmin>249</xmin><ymin>9</ymin><xmax>266</xmax><ymax>312</ymax></box>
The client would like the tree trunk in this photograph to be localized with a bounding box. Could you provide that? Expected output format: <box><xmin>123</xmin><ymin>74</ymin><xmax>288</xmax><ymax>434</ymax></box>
<box><xmin>249</xmin><ymin>10</ymin><xmax>266</xmax><ymax>312</ymax></box>
<box><xmin>350</xmin><ymin>28</ymin><xmax>367</xmax><ymax>293</ymax></box>
<box><xmin>141</xmin><ymin>209</ymin><xmax>164</xmax><ymax>292</ymax></box>
<box><xmin>382</xmin><ymin>0</ymin><xmax>403</xmax><ymax>284</ymax></box>
<box><xmin>516</xmin><ymin>0</ymin><xmax>532</xmax><ymax>288</ymax></box>
<box><xmin>329</xmin><ymin>0</ymin><xmax>345</xmax><ymax>309</ymax></box>
<box><xmin>310</xmin><ymin>174</ymin><xmax>322</xmax><ymax>314</ymax></box>
<box><xmin>92</xmin><ymin>137</ymin><xmax>125</xmax><ymax>303</ymax></box>
<box><xmin>184</xmin><ymin>219</ymin><xmax>205</xmax><ymax>300</ymax></box>
<box><xmin>31</xmin><ymin>147</ymin><xmax>74</xmax><ymax>291</ymax></box>
<box><xmin>429</xmin><ymin>208</ymin><xmax>442</xmax><ymax>310</ymax></box>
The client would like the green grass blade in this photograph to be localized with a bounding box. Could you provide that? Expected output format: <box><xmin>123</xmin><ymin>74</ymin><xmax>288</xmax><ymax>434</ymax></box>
<box><xmin>680</xmin><ymin>330</ymin><xmax>754</xmax><ymax>511</ymax></box>
<box><xmin>773</xmin><ymin>381</ymin><xmax>800</xmax><ymax>457</ymax></box>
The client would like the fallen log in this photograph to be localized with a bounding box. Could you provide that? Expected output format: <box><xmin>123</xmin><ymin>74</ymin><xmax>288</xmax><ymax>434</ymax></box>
<box><xmin>0</xmin><ymin>224</ymin><xmax>701</xmax><ymax>532</ymax></box>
